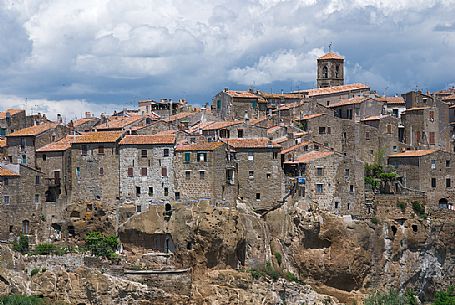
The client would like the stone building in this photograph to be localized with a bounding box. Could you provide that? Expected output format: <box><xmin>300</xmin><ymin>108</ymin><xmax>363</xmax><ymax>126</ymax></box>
<box><xmin>70</xmin><ymin>131</ymin><xmax>124</xmax><ymax>203</ymax></box>
<box><xmin>317</xmin><ymin>52</ymin><xmax>344</xmax><ymax>88</ymax></box>
<box><xmin>211</xmin><ymin>89</ymin><xmax>267</xmax><ymax>120</ymax></box>
<box><xmin>388</xmin><ymin>150</ymin><xmax>455</xmax><ymax>210</ymax></box>
<box><xmin>118</xmin><ymin>134</ymin><xmax>176</xmax><ymax>212</ymax></box>
<box><xmin>0</xmin><ymin>163</ymin><xmax>46</xmax><ymax>241</ymax></box>
<box><xmin>329</xmin><ymin>97</ymin><xmax>386</xmax><ymax>122</ymax></box>
<box><xmin>174</xmin><ymin>142</ymin><xmax>236</xmax><ymax>205</ymax></box>
<box><xmin>378</xmin><ymin>96</ymin><xmax>406</xmax><ymax>118</ymax></box>
<box><xmin>35</xmin><ymin>135</ymin><xmax>78</xmax><ymax>204</ymax></box>
<box><xmin>283</xmin><ymin>151</ymin><xmax>365</xmax><ymax>216</ymax></box>
<box><xmin>201</xmin><ymin>120</ymin><xmax>267</xmax><ymax>142</ymax></box>
<box><xmin>138</xmin><ymin>99</ymin><xmax>187</xmax><ymax>118</ymax></box>
<box><xmin>0</xmin><ymin>109</ymin><xmax>27</xmax><ymax>136</ymax></box>
<box><xmin>95</xmin><ymin>114</ymin><xmax>153</xmax><ymax>132</ymax></box>
<box><xmin>223</xmin><ymin>138</ymin><xmax>282</xmax><ymax>210</ymax></box>
<box><xmin>6</xmin><ymin>123</ymin><xmax>67</xmax><ymax>168</ymax></box>
<box><xmin>68</xmin><ymin>115</ymin><xmax>99</xmax><ymax>133</ymax></box>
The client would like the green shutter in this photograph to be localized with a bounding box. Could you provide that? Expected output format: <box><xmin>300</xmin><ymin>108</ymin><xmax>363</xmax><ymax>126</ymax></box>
<box><xmin>184</xmin><ymin>152</ymin><xmax>191</xmax><ymax>162</ymax></box>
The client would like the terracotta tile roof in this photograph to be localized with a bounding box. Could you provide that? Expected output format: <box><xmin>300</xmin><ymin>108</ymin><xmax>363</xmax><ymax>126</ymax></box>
<box><xmin>285</xmin><ymin>151</ymin><xmax>334</xmax><ymax>164</ymax></box>
<box><xmin>280</xmin><ymin>141</ymin><xmax>313</xmax><ymax>154</ymax></box>
<box><xmin>163</xmin><ymin>112</ymin><xmax>194</xmax><ymax>122</ymax></box>
<box><xmin>96</xmin><ymin>115</ymin><xmax>143</xmax><ymax>130</ymax></box>
<box><xmin>389</xmin><ymin>150</ymin><xmax>436</xmax><ymax>158</ymax></box>
<box><xmin>273</xmin><ymin>102</ymin><xmax>305</xmax><ymax>111</ymax></box>
<box><xmin>201</xmin><ymin>121</ymin><xmax>242</xmax><ymax>131</ymax></box>
<box><xmin>318</xmin><ymin>52</ymin><xmax>344</xmax><ymax>60</ymax></box>
<box><xmin>73</xmin><ymin>131</ymin><xmax>123</xmax><ymax>144</ymax></box>
<box><xmin>225</xmin><ymin>90</ymin><xmax>259</xmax><ymax>99</ymax></box>
<box><xmin>402</xmin><ymin>107</ymin><xmax>431</xmax><ymax>113</ymax></box>
<box><xmin>442</xmin><ymin>94</ymin><xmax>455</xmax><ymax>101</ymax></box>
<box><xmin>293</xmin><ymin>83</ymin><xmax>369</xmax><ymax>97</ymax></box>
<box><xmin>0</xmin><ymin>166</ymin><xmax>20</xmax><ymax>177</ymax></box>
<box><xmin>0</xmin><ymin>138</ymin><xmax>6</xmax><ymax>148</ymax></box>
<box><xmin>175</xmin><ymin>142</ymin><xmax>224</xmax><ymax>151</ymax></box>
<box><xmin>327</xmin><ymin>96</ymin><xmax>381</xmax><ymax>108</ymax></box>
<box><xmin>119</xmin><ymin>135</ymin><xmax>176</xmax><ymax>145</ymax></box>
<box><xmin>0</xmin><ymin>109</ymin><xmax>24</xmax><ymax>119</ymax></box>
<box><xmin>259</xmin><ymin>92</ymin><xmax>305</xmax><ymax>99</ymax></box>
<box><xmin>272</xmin><ymin>136</ymin><xmax>288</xmax><ymax>145</ymax></box>
<box><xmin>8</xmin><ymin>122</ymin><xmax>57</xmax><ymax>137</ymax></box>
<box><xmin>223</xmin><ymin>138</ymin><xmax>281</xmax><ymax>149</ymax></box>
<box><xmin>36</xmin><ymin>135</ymin><xmax>78</xmax><ymax>152</ymax></box>
<box><xmin>298</xmin><ymin>113</ymin><xmax>325</xmax><ymax>120</ymax></box>
<box><xmin>378</xmin><ymin>96</ymin><xmax>405</xmax><ymax>105</ymax></box>
<box><xmin>361</xmin><ymin>115</ymin><xmax>388</xmax><ymax>122</ymax></box>
<box><xmin>249</xmin><ymin>117</ymin><xmax>268</xmax><ymax>125</ymax></box>
<box><xmin>155</xmin><ymin>129</ymin><xmax>178</xmax><ymax>135</ymax></box>
<box><xmin>267</xmin><ymin>126</ymin><xmax>282</xmax><ymax>134</ymax></box>
<box><xmin>72</xmin><ymin>117</ymin><xmax>97</xmax><ymax>127</ymax></box>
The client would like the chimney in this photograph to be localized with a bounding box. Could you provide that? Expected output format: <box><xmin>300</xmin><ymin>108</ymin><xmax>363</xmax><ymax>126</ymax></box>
<box><xmin>57</xmin><ymin>114</ymin><xmax>62</xmax><ymax>124</ymax></box>
<box><xmin>85</xmin><ymin>112</ymin><xmax>92</xmax><ymax>118</ymax></box>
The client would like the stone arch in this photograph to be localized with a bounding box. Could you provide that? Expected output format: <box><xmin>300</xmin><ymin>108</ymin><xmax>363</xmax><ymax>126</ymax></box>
<box><xmin>439</xmin><ymin>198</ymin><xmax>448</xmax><ymax>209</ymax></box>
<box><xmin>322</xmin><ymin>65</ymin><xmax>328</xmax><ymax>78</ymax></box>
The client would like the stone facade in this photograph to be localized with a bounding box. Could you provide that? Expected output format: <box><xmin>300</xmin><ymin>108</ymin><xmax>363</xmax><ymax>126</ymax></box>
<box><xmin>0</xmin><ymin>163</ymin><xmax>46</xmax><ymax>241</ymax></box>
<box><xmin>174</xmin><ymin>142</ymin><xmax>237</xmax><ymax>205</ymax></box>
<box><xmin>211</xmin><ymin>89</ymin><xmax>268</xmax><ymax>120</ymax></box>
<box><xmin>0</xmin><ymin>109</ymin><xmax>27</xmax><ymax>136</ymax></box>
<box><xmin>317</xmin><ymin>52</ymin><xmax>344</xmax><ymax>88</ymax></box>
<box><xmin>70</xmin><ymin>132</ymin><xmax>123</xmax><ymax>204</ymax></box>
<box><xmin>119</xmin><ymin>135</ymin><xmax>176</xmax><ymax>212</ymax></box>
<box><xmin>388</xmin><ymin>150</ymin><xmax>455</xmax><ymax>210</ymax></box>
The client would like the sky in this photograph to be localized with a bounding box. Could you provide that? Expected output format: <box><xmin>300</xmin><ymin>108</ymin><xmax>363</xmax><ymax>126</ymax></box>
<box><xmin>0</xmin><ymin>0</ymin><xmax>454</xmax><ymax>120</ymax></box>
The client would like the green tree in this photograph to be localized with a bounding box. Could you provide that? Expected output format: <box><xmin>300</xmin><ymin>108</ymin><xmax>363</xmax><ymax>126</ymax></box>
<box><xmin>84</xmin><ymin>231</ymin><xmax>119</xmax><ymax>260</ymax></box>
<box><xmin>12</xmin><ymin>235</ymin><xmax>29</xmax><ymax>254</ymax></box>
<box><xmin>433</xmin><ymin>286</ymin><xmax>455</xmax><ymax>305</ymax></box>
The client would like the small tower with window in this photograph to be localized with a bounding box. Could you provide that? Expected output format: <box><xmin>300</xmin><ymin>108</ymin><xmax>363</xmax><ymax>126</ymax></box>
<box><xmin>317</xmin><ymin>51</ymin><xmax>344</xmax><ymax>88</ymax></box>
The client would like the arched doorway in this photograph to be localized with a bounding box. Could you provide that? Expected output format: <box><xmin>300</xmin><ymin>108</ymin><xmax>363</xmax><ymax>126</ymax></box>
<box><xmin>439</xmin><ymin>198</ymin><xmax>449</xmax><ymax>209</ymax></box>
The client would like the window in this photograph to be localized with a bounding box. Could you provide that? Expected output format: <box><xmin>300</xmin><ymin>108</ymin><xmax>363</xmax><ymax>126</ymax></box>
<box><xmin>344</xmin><ymin>169</ymin><xmax>350</xmax><ymax>178</ymax></box>
<box><xmin>141</xmin><ymin>150</ymin><xmax>147</xmax><ymax>158</ymax></box>
<box><xmin>164</xmin><ymin>187</ymin><xmax>169</xmax><ymax>196</ymax></box>
<box><xmin>266</xmin><ymin>173</ymin><xmax>271</xmax><ymax>179</ymax></box>
<box><xmin>350</xmin><ymin>185</ymin><xmax>354</xmax><ymax>193</ymax></box>
<box><xmin>316</xmin><ymin>167</ymin><xmax>324</xmax><ymax>176</ymax></box>
<box><xmin>314</xmin><ymin>145</ymin><xmax>319</xmax><ymax>151</ymax></box>
<box><xmin>393</xmin><ymin>146</ymin><xmax>398</xmax><ymax>152</ymax></box>
<box><xmin>3</xmin><ymin>195</ymin><xmax>10</xmax><ymax>205</ymax></box>
<box><xmin>81</xmin><ymin>145</ymin><xmax>88</xmax><ymax>156</ymax></box>
<box><xmin>99</xmin><ymin>167</ymin><xmax>104</xmax><ymax>176</ymax></box>
<box><xmin>365</xmin><ymin>131</ymin><xmax>370</xmax><ymax>140</ymax></box>
<box><xmin>20</xmin><ymin>138</ymin><xmax>26</xmax><ymax>150</ymax></box>
<box><xmin>161</xmin><ymin>167</ymin><xmax>168</xmax><ymax>177</ymax></box>
<box><xmin>238</xmin><ymin>129</ymin><xmax>244</xmax><ymax>138</ymax></box>
<box><xmin>98</xmin><ymin>145</ymin><xmax>104</xmax><ymax>155</ymax></box>
<box><xmin>21</xmin><ymin>155</ymin><xmax>27</xmax><ymax>164</ymax></box>
<box><xmin>431</xmin><ymin>160</ymin><xmax>436</xmax><ymax>170</ymax></box>
<box><xmin>175</xmin><ymin>192</ymin><xmax>180</xmax><ymax>200</ymax></box>
<box><xmin>35</xmin><ymin>175</ymin><xmax>40</xmax><ymax>185</ymax></box>
<box><xmin>128</xmin><ymin>167</ymin><xmax>133</xmax><ymax>177</ymax></box>
<box><xmin>446</xmin><ymin>160</ymin><xmax>451</xmax><ymax>168</ymax></box>
<box><xmin>163</xmin><ymin>148</ymin><xmax>169</xmax><ymax>157</ymax></box>
<box><xmin>334</xmin><ymin>202</ymin><xmax>339</xmax><ymax>209</ymax></box>
<box><xmin>76</xmin><ymin>167</ymin><xmax>81</xmax><ymax>178</ymax></box>
<box><xmin>431</xmin><ymin>178</ymin><xmax>436</xmax><ymax>188</ymax></box>
<box><xmin>347</xmin><ymin>109</ymin><xmax>353</xmax><ymax>120</ymax></box>
<box><xmin>141</xmin><ymin>167</ymin><xmax>147</xmax><ymax>176</ymax></box>
<box><xmin>34</xmin><ymin>194</ymin><xmax>40</xmax><ymax>204</ymax></box>
<box><xmin>217</xmin><ymin>99</ymin><xmax>221</xmax><ymax>109</ymax></box>
<box><xmin>316</xmin><ymin>184</ymin><xmax>324</xmax><ymax>193</ymax></box>
<box><xmin>273</xmin><ymin>152</ymin><xmax>278</xmax><ymax>159</ymax></box>
<box><xmin>198</xmin><ymin>152</ymin><xmax>207</xmax><ymax>162</ymax></box>
<box><xmin>136</xmin><ymin>205</ymin><xmax>142</xmax><ymax>213</ymax></box>
<box><xmin>42</xmin><ymin>154</ymin><xmax>47</xmax><ymax>161</ymax></box>
<box><xmin>387</xmin><ymin>124</ymin><xmax>392</xmax><ymax>134</ymax></box>
<box><xmin>184</xmin><ymin>152</ymin><xmax>191</xmax><ymax>163</ymax></box>
<box><xmin>148</xmin><ymin>187</ymin><xmax>153</xmax><ymax>196</ymax></box>
<box><xmin>22</xmin><ymin>220</ymin><xmax>29</xmax><ymax>235</ymax></box>
<box><xmin>256</xmin><ymin>193</ymin><xmax>261</xmax><ymax>201</ymax></box>
<box><xmin>446</xmin><ymin>178</ymin><xmax>451</xmax><ymax>188</ymax></box>
<box><xmin>249</xmin><ymin>171</ymin><xmax>254</xmax><ymax>178</ymax></box>
<box><xmin>136</xmin><ymin>187</ymin><xmax>141</xmax><ymax>197</ymax></box>
<box><xmin>3</xmin><ymin>178</ymin><xmax>8</xmax><ymax>186</ymax></box>
<box><xmin>322</xmin><ymin>65</ymin><xmax>328</xmax><ymax>78</ymax></box>
<box><xmin>429</xmin><ymin>132</ymin><xmax>435</xmax><ymax>145</ymax></box>
<box><xmin>319</xmin><ymin>127</ymin><xmax>326</xmax><ymax>135</ymax></box>
<box><xmin>327</xmin><ymin>127</ymin><xmax>331</xmax><ymax>134</ymax></box>
<box><xmin>335</xmin><ymin>65</ymin><xmax>340</xmax><ymax>78</ymax></box>
<box><xmin>248</xmin><ymin>152</ymin><xmax>254</xmax><ymax>161</ymax></box>
<box><xmin>199</xmin><ymin>170</ymin><xmax>205</xmax><ymax>179</ymax></box>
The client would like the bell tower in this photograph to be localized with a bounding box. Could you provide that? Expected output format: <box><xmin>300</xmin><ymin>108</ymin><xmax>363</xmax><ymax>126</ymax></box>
<box><xmin>317</xmin><ymin>51</ymin><xmax>344</xmax><ymax>88</ymax></box>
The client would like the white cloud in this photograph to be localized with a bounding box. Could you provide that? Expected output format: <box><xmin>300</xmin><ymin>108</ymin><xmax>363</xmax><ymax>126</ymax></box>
<box><xmin>228</xmin><ymin>48</ymin><xmax>323</xmax><ymax>85</ymax></box>
<box><xmin>0</xmin><ymin>0</ymin><xmax>454</xmax><ymax>108</ymax></box>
